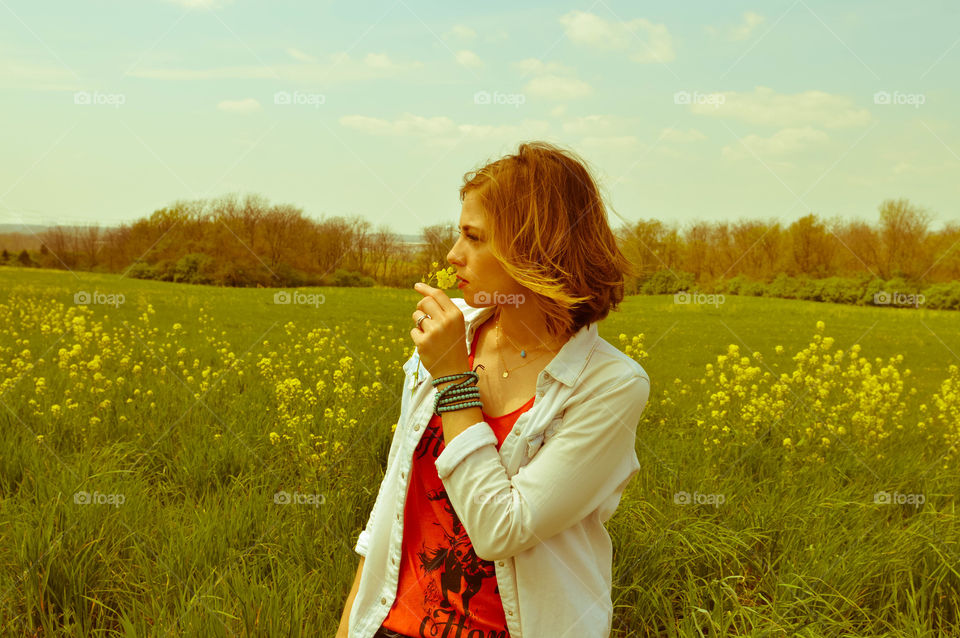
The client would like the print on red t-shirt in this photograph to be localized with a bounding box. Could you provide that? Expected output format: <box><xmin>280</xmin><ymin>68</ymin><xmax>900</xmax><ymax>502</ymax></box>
<box><xmin>382</xmin><ymin>328</ymin><xmax>534</xmax><ymax>638</ymax></box>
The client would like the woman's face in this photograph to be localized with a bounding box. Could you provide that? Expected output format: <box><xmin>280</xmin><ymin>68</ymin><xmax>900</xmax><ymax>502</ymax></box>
<box><xmin>446</xmin><ymin>191</ymin><xmax>524</xmax><ymax>308</ymax></box>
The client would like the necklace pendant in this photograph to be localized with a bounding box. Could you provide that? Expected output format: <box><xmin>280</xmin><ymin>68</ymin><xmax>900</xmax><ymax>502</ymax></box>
<box><xmin>502</xmin><ymin>371</ymin><xmax>509</xmax><ymax>378</ymax></box>
<box><xmin>520</xmin><ymin>350</ymin><xmax>526</xmax><ymax>357</ymax></box>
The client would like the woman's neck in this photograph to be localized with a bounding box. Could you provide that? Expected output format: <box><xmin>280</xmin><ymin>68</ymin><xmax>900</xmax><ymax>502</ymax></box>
<box><xmin>491</xmin><ymin>305</ymin><xmax>566</xmax><ymax>354</ymax></box>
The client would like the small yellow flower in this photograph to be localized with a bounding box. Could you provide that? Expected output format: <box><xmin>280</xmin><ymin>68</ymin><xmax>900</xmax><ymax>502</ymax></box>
<box><xmin>269</xmin><ymin>431</ymin><xmax>280</xmax><ymax>445</ymax></box>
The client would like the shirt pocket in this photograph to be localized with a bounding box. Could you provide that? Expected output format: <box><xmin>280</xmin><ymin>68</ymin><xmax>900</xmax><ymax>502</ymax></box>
<box><xmin>524</xmin><ymin>415</ymin><xmax>563</xmax><ymax>461</ymax></box>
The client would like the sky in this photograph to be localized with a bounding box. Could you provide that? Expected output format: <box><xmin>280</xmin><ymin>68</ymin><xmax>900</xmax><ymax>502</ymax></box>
<box><xmin>1</xmin><ymin>0</ymin><xmax>959</xmax><ymax>236</ymax></box>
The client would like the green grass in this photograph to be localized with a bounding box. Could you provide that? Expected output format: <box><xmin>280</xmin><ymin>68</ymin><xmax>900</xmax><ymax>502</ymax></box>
<box><xmin>0</xmin><ymin>266</ymin><xmax>958</xmax><ymax>637</ymax></box>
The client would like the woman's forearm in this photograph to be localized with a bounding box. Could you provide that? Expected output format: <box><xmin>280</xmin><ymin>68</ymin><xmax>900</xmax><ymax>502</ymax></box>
<box><xmin>336</xmin><ymin>555</ymin><xmax>365</xmax><ymax>636</ymax></box>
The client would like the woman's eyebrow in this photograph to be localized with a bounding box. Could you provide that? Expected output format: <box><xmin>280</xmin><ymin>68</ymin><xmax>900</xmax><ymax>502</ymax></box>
<box><xmin>458</xmin><ymin>224</ymin><xmax>482</xmax><ymax>232</ymax></box>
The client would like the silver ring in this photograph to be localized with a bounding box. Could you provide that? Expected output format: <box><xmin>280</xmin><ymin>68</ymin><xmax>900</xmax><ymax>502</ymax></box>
<box><xmin>416</xmin><ymin>313</ymin><xmax>431</xmax><ymax>330</ymax></box>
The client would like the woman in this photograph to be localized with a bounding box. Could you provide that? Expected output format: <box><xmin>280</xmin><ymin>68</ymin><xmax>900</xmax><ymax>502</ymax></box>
<box><xmin>337</xmin><ymin>141</ymin><xmax>651</xmax><ymax>638</ymax></box>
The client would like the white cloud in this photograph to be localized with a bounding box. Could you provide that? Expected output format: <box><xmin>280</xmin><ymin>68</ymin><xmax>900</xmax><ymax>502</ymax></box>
<box><xmin>660</xmin><ymin>127</ymin><xmax>706</xmax><ymax>142</ymax></box>
<box><xmin>690</xmin><ymin>86</ymin><xmax>871</xmax><ymax>128</ymax></box>
<box><xmin>706</xmin><ymin>11</ymin><xmax>766</xmax><ymax>41</ymax></box>
<box><xmin>721</xmin><ymin>126</ymin><xmax>829</xmax><ymax>160</ymax></box>
<box><xmin>562</xmin><ymin>114</ymin><xmax>633</xmax><ymax>136</ymax></box>
<box><xmin>514</xmin><ymin>58</ymin><xmax>591</xmax><ymax>99</ymax></box>
<box><xmin>340</xmin><ymin>113</ymin><xmax>456</xmax><ymax>136</ymax></box>
<box><xmin>0</xmin><ymin>57</ymin><xmax>83</xmax><ymax>91</ymax></box>
<box><xmin>217</xmin><ymin>98</ymin><xmax>261</xmax><ymax>113</ymax></box>
<box><xmin>286</xmin><ymin>48</ymin><xmax>317</xmax><ymax>63</ymax></box>
<box><xmin>524</xmin><ymin>74</ymin><xmax>592</xmax><ymax>100</ymax></box>
<box><xmin>455</xmin><ymin>50</ymin><xmax>484</xmax><ymax>69</ymax></box>
<box><xmin>558</xmin><ymin>10</ymin><xmax>675</xmax><ymax>63</ymax></box>
<box><xmin>580</xmin><ymin>135</ymin><xmax>638</xmax><ymax>149</ymax></box>
<box><xmin>445</xmin><ymin>24</ymin><xmax>477</xmax><ymax>40</ymax></box>
<box><xmin>338</xmin><ymin>112</ymin><xmax>550</xmax><ymax>149</ymax></box>
<box><xmin>128</xmin><ymin>51</ymin><xmax>422</xmax><ymax>84</ymax></box>
<box><xmin>513</xmin><ymin>58</ymin><xmax>573</xmax><ymax>75</ymax></box>
<box><xmin>560</xmin><ymin>118</ymin><xmax>703</xmax><ymax>152</ymax></box>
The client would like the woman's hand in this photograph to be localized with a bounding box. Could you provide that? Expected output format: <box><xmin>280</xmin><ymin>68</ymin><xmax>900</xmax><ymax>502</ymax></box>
<box><xmin>410</xmin><ymin>282</ymin><xmax>470</xmax><ymax>379</ymax></box>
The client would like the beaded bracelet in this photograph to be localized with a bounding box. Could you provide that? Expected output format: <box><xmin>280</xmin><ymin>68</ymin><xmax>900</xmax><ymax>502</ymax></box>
<box><xmin>437</xmin><ymin>387</ymin><xmax>481</xmax><ymax>400</ymax></box>
<box><xmin>433</xmin><ymin>364</ymin><xmax>485</xmax><ymax>415</ymax></box>
<box><xmin>434</xmin><ymin>387</ymin><xmax>481</xmax><ymax>414</ymax></box>
<box><xmin>438</xmin><ymin>400</ymin><xmax>483</xmax><ymax>413</ymax></box>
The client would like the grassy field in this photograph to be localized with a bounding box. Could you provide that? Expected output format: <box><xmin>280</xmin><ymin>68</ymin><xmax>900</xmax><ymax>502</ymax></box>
<box><xmin>1</xmin><ymin>267</ymin><xmax>958</xmax><ymax>637</ymax></box>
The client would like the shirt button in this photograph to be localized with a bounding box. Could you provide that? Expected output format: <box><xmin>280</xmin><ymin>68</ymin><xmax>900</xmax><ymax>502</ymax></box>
<box><xmin>400</xmin><ymin>471</ymin><xmax>405</xmax><ymax>479</ymax></box>
<box><xmin>396</xmin><ymin>513</ymin><xmax>400</xmax><ymax>521</ymax></box>
<box><xmin>381</xmin><ymin>597</ymin><xmax>387</xmax><ymax>605</ymax></box>
<box><xmin>498</xmin><ymin>561</ymin><xmax>504</xmax><ymax>566</ymax></box>
<box><xmin>392</xmin><ymin>557</ymin><xmax>396</xmax><ymax>565</ymax></box>
<box><xmin>414</xmin><ymin>425</ymin><xmax>420</xmax><ymax>431</ymax></box>
<box><xmin>507</xmin><ymin>610</ymin><xmax>513</xmax><ymax>616</ymax></box>
<box><xmin>513</xmin><ymin>429</ymin><xmax>520</xmax><ymax>436</ymax></box>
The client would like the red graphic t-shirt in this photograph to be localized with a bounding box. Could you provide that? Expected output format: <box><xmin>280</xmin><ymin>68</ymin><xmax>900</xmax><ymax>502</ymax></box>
<box><xmin>382</xmin><ymin>329</ymin><xmax>534</xmax><ymax>638</ymax></box>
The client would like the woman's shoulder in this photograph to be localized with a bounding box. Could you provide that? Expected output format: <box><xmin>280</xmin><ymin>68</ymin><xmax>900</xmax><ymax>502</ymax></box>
<box><xmin>585</xmin><ymin>337</ymin><xmax>650</xmax><ymax>388</ymax></box>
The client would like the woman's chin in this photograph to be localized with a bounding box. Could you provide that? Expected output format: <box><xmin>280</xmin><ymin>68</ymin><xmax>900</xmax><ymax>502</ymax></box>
<box><xmin>460</xmin><ymin>289</ymin><xmax>493</xmax><ymax>308</ymax></box>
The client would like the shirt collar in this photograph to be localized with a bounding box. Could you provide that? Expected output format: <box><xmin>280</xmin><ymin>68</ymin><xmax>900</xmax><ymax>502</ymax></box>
<box><xmin>456</xmin><ymin>298</ymin><xmax>597</xmax><ymax>388</ymax></box>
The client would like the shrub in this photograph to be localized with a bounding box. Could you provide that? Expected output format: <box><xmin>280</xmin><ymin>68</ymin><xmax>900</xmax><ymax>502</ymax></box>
<box><xmin>923</xmin><ymin>281</ymin><xmax>960</xmax><ymax>310</ymax></box>
<box><xmin>332</xmin><ymin>269</ymin><xmax>375</xmax><ymax>287</ymax></box>
<box><xmin>174</xmin><ymin>253</ymin><xmax>216</xmax><ymax>284</ymax></box>
<box><xmin>640</xmin><ymin>270</ymin><xmax>696</xmax><ymax>295</ymax></box>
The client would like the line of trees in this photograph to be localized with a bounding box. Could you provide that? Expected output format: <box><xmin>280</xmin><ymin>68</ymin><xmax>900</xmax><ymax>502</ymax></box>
<box><xmin>5</xmin><ymin>194</ymin><xmax>457</xmax><ymax>287</ymax></box>
<box><xmin>617</xmin><ymin>198</ymin><xmax>958</xmax><ymax>293</ymax></box>
<box><xmin>3</xmin><ymin>195</ymin><xmax>956</xmax><ymax>292</ymax></box>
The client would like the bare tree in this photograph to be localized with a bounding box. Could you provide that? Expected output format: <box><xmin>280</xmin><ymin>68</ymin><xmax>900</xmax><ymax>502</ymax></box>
<box><xmin>878</xmin><ymin>198</ymin><xmax>934</xmax><ymax>279</ymax></box>
<box><xmin>367</xmin><ymin>224</ymin><xmax>402</xmax><ymax>280</ymax></box>
<box><xmin>420</xmin><ymin>223</ymin><xmax>457</xmax><ymax>273</ymax></box>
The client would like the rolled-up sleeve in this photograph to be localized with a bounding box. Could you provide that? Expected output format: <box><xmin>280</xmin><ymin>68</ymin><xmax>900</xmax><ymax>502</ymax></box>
<box><xmin>435</xmin><ymin>373</ymin><xmax>650</xmax><ymax>562</ymax></box>
<box><xmin>435</xmin><ymin>421</ymin><xmax>498</xmax><ymax>476</ymax></box>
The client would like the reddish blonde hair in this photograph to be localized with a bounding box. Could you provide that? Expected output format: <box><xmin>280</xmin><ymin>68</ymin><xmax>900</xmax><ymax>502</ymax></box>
<box><xmin>460</xmin><ymin>141</ymin><xmax>635</xmax><ymax>339</ymax></box>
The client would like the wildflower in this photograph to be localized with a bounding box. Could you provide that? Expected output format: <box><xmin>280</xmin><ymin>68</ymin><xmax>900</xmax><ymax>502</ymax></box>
<box><xmin>269</xmin><ymin>432</ymin><xmax>281</xmax><ymax>445</ymax></box>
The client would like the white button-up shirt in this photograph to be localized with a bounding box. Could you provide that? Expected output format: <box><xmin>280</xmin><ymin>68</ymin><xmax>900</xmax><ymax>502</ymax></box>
<box><xmin>350</xmin><ymin>298</ymin><xmax>651</xmax><ymax>638</ymax></box>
